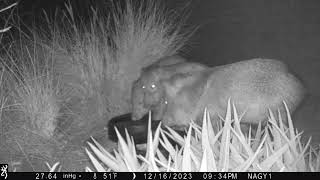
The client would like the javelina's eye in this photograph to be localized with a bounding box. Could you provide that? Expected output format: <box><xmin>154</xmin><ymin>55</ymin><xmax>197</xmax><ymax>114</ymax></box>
<box><xmin>151</xmin><ymin>84</ymin><xmax>156</xmax><ymax>89</ymax></box>
<box><xmin>142</xmin><ymin>85</ymin><xmax>146</xmax><ymax>89</ymax></box>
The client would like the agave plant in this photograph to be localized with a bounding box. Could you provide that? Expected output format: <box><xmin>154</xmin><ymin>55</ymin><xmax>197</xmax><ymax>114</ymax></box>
<box><xmin>85</xmin><ymin>99</ymin><xmax>319</xmax><ymax>172</ymax></box>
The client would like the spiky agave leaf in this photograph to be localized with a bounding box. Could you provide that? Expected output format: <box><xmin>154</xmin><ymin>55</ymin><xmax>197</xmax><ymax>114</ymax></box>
<box><xmin>83</xmin><ymin>100</ymin><xmax>319</xmax><ymax>172</ymax></box>
<box><xmin>200</xmin><ymin>108</ymin><xmax>217</xmax><ymax>171</ymax></box>
<box><xmin>45</xmin><ymin>162</ymin><xmax>61</xmax><ymax>172</ymax></box>
<box><xmin>218</xmin><ymin>99</ymin><xmax>232</xmax><ymax>171</ymax></box>
<box><xmin>85</xmin><ymin>147</ymin><xmax>106</xmax><ymax>172</ymax></box>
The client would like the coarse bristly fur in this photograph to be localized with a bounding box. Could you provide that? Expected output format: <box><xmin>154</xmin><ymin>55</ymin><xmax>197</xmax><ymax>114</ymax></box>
<box><xmin>0</xmin><ymin>0</ymin><xmax>193</xmax><ymax>171</ymax></box>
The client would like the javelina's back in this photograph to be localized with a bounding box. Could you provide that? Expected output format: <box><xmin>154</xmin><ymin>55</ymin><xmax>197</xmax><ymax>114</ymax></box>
<box><xmin>199</xmin><ymin>58</ymin><xmax>305</xmax><ymax>125</ymax></box>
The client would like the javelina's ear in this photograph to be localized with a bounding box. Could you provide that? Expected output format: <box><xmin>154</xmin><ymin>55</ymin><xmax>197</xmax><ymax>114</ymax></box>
<box><xmin>160</xmin><ymin>73</ymin><xmax>188</xmax><ymax>97</ymax></box>
<box><xmin>161</xmin><ymin>71</ymin><xmax>211</xmax><ymax>100</ymax></box>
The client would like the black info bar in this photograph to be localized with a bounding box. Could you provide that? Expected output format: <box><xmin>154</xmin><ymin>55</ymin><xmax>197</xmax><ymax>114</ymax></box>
<box><xmin>1</xmin><ymin>172</ymin><xmax>320</xmax><ymax>180</ymax></box>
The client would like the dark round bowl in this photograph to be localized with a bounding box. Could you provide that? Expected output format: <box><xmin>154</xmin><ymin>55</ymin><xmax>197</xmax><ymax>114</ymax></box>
<box><xmin>107</xmin><ymin>113</ymin><xmax>161</xmax><ymax>144</ymax></box>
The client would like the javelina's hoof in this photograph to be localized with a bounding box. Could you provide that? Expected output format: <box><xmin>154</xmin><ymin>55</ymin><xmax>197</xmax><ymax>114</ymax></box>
<box><xmin>107</xmin><ymin>113</ymin><xmax>161</xmax><ymax>144</ymax></box>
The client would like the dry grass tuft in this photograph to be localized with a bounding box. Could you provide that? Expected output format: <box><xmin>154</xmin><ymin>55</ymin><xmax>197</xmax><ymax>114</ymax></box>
<box><xmin>0</xmin><ymin>2</ymin><xmax>18</xmax><ymax>34</ymax></box>
<box><xmin>111</xmin><ymin>0</ymin><xmax>192</xmax><ymax>81</ymax></box>
<box><xmin>0</xmin><ymin>38</ymin><xmax>65</xmax><ymax>171</ymax></box>
<box><xmin>0</xmin><ymin>0</ymin><xmax>191</xmax><ymax>171</ymax></box>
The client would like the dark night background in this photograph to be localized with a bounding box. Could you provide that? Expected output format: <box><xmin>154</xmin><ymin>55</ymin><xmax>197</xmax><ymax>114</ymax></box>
<box><xmin>2</xmin><ymin>0</ymin><xmax>320</xmax><ymax>142</ymax></box>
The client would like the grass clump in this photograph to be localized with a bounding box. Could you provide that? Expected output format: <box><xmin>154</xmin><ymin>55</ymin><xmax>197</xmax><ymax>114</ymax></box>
<box><xmin>0</xmin><ymin>0</ymin><xmax>191</xmax><ymax>171</ymax></box>
<box><xmin>6</xmin><ymin>42</ymin><xmax>62</xmax><ymax>139</ymax></box>
<box><xmin>0</xmin><ymin>38</ymin><xmax>66</xmax><ymax>171</ymax></box>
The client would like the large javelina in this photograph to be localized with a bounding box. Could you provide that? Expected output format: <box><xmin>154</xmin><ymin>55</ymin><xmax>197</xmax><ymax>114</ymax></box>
<box><xmin>131</xmin><ymin>57</ymin><xmax>305</xmax><ymax>131</ymax></box>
